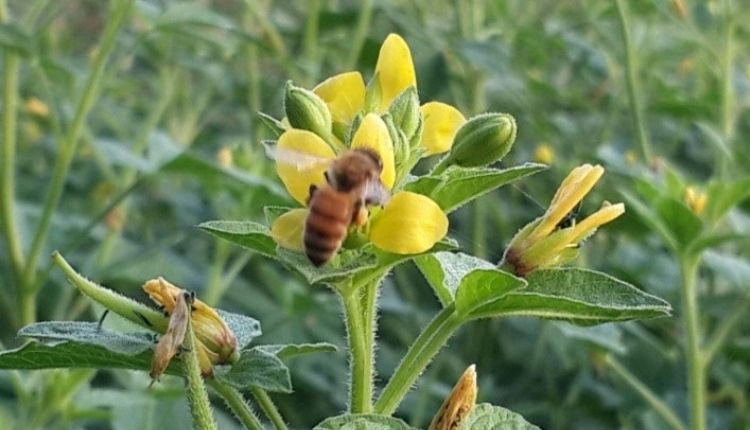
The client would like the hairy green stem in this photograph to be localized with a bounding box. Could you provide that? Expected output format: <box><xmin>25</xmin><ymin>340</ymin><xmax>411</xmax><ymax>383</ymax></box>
<box><xmin>342</xmin><ymin>286</ymin><xmax>373</xmax><ymax>413</ymax></box>
<box><xmin>20</xmin><ymin>0</ymin><xmax>133</xmax><ymax>324</ymax></box>
<box><xmin>184</xmin><ymin>319</ymin><xmax>218</xmax><ymax>430</ymax></box>
<box><xmin>250</xmin><ymin>387</ymin><xmax>288</xmax><ymax>430</ymax></box>
<box><xmin>615</xmin><ymin>0</ymin><xmax>653</xmax><ymax>163</ymax></box>
<box><xmin>680</xmin><ymin>254</ymin><xmax>705</xmax><ymax>430</ymax></box>
<box><xmin>375</xmin><ymin>303</ymin><xmax>462</xmax><ymax>415</ymax></box>
<box><xmin>0</xmin><ymin>0</ymin><xmax>25</xmax><ymax>282</ymax></box>
<box><xmin>605</xmin><ymin>355</ymin><xmax>687</xmax><ymax>430</ymax></box>
<box><xmin>210</xmin><ymin>381</ymin><xmax>264</xmax><ymax>430</ymax></box>
<box><xmin>345</xmin><ymin>0</ymin><xmax>373</xmax><ymax>69</ymax></box>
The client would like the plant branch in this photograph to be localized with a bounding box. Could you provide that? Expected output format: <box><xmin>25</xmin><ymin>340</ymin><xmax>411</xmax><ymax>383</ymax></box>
<box><xmin>680</xmin><ymin>254</ymin><xmax>705</xmax><ymax>430</ymax></box>
<box><xmin>20</xmin><ymin>0</ymin><xmax>133</xmax><ymax>323</ymax></box>
<box><xmin>0</xmin><ymin>0</ymin><xmax>25</xmax><ymax>281</ymax></box>
<box><xmin>250</xmin><ymin>387</ymin><xmax>288</xmax><ymax>430</ymax></box>
<box><xmin>605</xmin><ymin>355</ymin><xmax>687</xmax><ymax>430</ymax></box>
<box><xmin>615</xmin><ymin>0</ymin><xmax>653</xmax><ymax>163</ymax></box>
<box><xmin>210</xmin><ymin>381</ymin><xmax>264</xmax><ymax>430</ymax></box>
<box><xmin>184</xmin><ymin>319</ymin><xmax>219</xmax><ymax>430</ymax></box>
<box><xmin>342</xmin><ymin>286</ymin><xmax>373</xmax><ymax>413</ymax></box>
<box><xmin>375</xmin><ymin>303</ymin><xmax>462</xmax><ymax>416</ymax></box>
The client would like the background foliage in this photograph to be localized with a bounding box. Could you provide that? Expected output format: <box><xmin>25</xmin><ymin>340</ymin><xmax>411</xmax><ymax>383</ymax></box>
<box><xmin>0</xmin><ymin>0</ymin><xmax>748</xmax><ymax>429</ymax></box>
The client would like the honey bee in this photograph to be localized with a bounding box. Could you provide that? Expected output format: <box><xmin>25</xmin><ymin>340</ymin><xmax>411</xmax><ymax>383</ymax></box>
<box><xmin>150</xmin><ymin>289</ymin><xmax>194</xmax><ymax>385</ymax></box>
<box><xmin>269</xmin><ymin>145</ymin><xmax>390</xmax><ymax>266</ymax></box>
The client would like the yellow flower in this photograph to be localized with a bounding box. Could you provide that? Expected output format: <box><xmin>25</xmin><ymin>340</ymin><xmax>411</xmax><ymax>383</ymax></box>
<box><xmin>420</xmin><ymin>102</ymin><xmax>466</xmax><ymax>155</ymax></box>
<box><xmin>313</xmin><ymin>72</ymin><xmax>365</xmax><ymax>125</ymax></box>
<box><xmin>270</xmin><ymin>115</ymin><xmax>448</xmax><ymax>257</ymax></box>
<box><xmin>374</xmin><ymin>34</ymin><xmax>417</xmax><ymax>113</ymax></box>
<box><xmin>534</xmin><ymin>144</ymin><xmax>554</xmax><ymax>165</ymax></box>
<box><xmin>684</xmin><ymin>186</ymin><xmax>707</xmax><ymax>215</ymax></box>
<box><xmin>25</xmin><ymin>97</ymin><xmax>49</xmax><ymax>117</ymax></box>
<box><xmin>143</xmin><ymin>277</ymin><xmax>238</xmax><ymax>376</ymax></box>
<box><xmin>503</xmin><ymin>164</ymin><xmax>625</xmax><ymax>276</ymax></box>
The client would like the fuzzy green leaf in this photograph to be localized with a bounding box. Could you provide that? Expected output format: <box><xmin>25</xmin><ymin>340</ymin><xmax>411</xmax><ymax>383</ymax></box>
<box><xmin>404</xmin><ymin>163</ymin><xmax>546</xmax><ymax>213</ymax></box>
<box><xmin>314</xmin><ymin>415</ymin><xmax>415</xmax><ymax>429</ymax></box>
<box><xmin>199</xmin><ymin>220</ymin><xmax>278</xmax><ymax>259</ymax></box>
<box><xmin>214</xmin><ymin>347</ymin><xmax>291</xmax><ymax>392</ymax></box>
<box><xmin>0</xmin><ymin>341</ymin><xmax>156</xmax><ymax>372</ymax></box>
<box><xmin>257</xmin><ymin>342</ymin><xmax>338</xmax><ymax>361</ymax></box>
<box><xmin>468</xmin><ymin>268</ymin><xmax>672</xmax><ymax>325</ymax></box>
<box><xmin>460</xmin><ymin>403</ymin><xmax>540</xmax><ymax>429</ymax></box>
<box><xmin>276</xmin><ymin>247</ymin><xmax>379</xmax><ymax>285</ymax></box>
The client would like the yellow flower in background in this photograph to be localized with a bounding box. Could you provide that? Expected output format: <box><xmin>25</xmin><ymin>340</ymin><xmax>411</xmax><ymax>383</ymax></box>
<box><xmin>503</xmin><ymin>164</ymin><xmax>625</xmax><ymax>276</ymax></box>
<box><xmin>684</xmin><ymin>186</ymin><xmax>707</xmax><ymax>215</ymax></box>
<box><xmin>534</xmin><ymin>143</ymin><xmax>554</xmax><ymax>165</ymax></box>
<box><xmin>25</xmin><ymin>97</ymin><xmax>50</xmax><ymax>117</ymax></box>
<box><xmin>143</xmin><ymin>277</ymin><xmax>238</xmax><ymax>376</ymax></box>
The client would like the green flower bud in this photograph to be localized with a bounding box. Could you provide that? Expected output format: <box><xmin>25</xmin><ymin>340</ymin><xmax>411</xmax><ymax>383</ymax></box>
<box><xmin>388</xmin><ymin>86</ymin><xmax>420</xmax><ymax>141</ymax></box>
<box><xmin>284</xmin><ymin>81</ymin><xmax>332</xmax><ymax>140</ymax></box>
<box><xmin>435</xmin><ymin>113</ymin><xmax>517</xmax><ymax>173</ymax></box>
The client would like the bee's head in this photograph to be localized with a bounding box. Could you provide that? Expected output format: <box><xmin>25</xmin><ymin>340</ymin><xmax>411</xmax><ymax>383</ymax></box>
<box><xmin>329</xmin><ymin>149</ymin><xmax>383</xmax><ymax>191</ymax></box>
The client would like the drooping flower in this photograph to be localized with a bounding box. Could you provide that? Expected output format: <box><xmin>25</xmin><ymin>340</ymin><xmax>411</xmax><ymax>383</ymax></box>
<box><xmin>502</xmin><ymin>164</ymin><xmax>625</xmax><ymax>276</ymax></box>
<box><xmin>428</xmin><ymin>364</ymin><xmax>477</xmax><ymax>430</ymax></box>
<box><xmin>143</xmin><ymin>277</ymin><xmax>238</xmax><ymax>376</ymax></box>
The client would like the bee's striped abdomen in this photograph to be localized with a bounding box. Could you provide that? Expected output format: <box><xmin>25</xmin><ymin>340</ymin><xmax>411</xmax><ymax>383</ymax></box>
<box><xmin>304</xmin><ymin>189</ymin><xmax>353</xmax><ymax>266</ymax></box>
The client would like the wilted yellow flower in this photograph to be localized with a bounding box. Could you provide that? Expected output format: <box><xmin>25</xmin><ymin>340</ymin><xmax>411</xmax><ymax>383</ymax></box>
<box><xmin>684</xmin><ymin>186</ymin><xmax>707</xmax><ymax>215</ymax></box>
<box><xmin>534</xmin><ymin>144</ymin><xmax>554</xmax><ymax>165</ymax></box>
<box><xmin>143</xmin><ymin>277</ymin><xmax>238</xmax><ymax>376</ymax></box>
<box><xmin>503</xmin><ymin>164</ymin><xmax>625</xmax><ymax>276</ymax></box>
<box><xmin>429</xmin><ymin>365</ymin><xmax>477</xmax><ymax>430</ymax></box>
<box><xmin>25</xmin><ymin>97</ymin><xmax>49</xmax><ymax>117</ymax></box>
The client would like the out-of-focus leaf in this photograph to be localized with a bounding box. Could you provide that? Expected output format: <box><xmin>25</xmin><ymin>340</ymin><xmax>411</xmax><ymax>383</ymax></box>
<box><xmin>0</xmin><ymin>23</ymin><xmax>34</xmax><ymax>56</ymax></box>
<box><xmin>214</xmin><ymin>347</ymin><xmax>291</xmax><ymax>393</ymax></box>
<box><xmin>257</xmin><ymin>342</ymin><xmax>338</xmax><ymax>361</ymax></box>
<box><xmin>468</xmin><ymin>268</ymin><xmax>672</xmax><ymax>325</ymax></box>
<box><xmin>459</xmin><ymin>403</ymin><xmax>540</xmax><ymax>429</ymax></box>
<box><xmin>199</xmin><ymin>220</ymin><xmax>278</xmax><ymax>259</ymax></box>
<box><xmin>314</xmin><ymin>414</ymin><xmax>415</xmax><ymax>429</ymax></box>
<box><xmin>704</xmin><ymin>251</ymin><xmax>750</xmax><ymax>287</ymax></box>
<box><xmin>258</xmin><ymin>112</ymin><xmax>286</xmax><ymax>137</ymax></box>
<box><xmin>654</xmin><ymin>197</ymin><xmax>703</xmax><ymax>248</ymax></box>
<box><xmin>554</xmin><ymin>322</ymin><xmax>627</xmax><ymax>354</ymax></box>
<box><xmin>152</xmin><ymin>2</ymin><xmax>235</xmax><ymax>31</ymax></box>
<box><xmin>704</xmin><ymin>177</ymin><xmax>750</xmax><ymax>223</ymax></box>
<box><xmin>405</xmin><ymin>163</ymin><xmax>546</xmax><ymax>213</ymax></box>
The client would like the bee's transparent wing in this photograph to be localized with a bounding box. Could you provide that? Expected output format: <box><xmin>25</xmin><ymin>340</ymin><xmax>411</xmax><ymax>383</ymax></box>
<box><xmin>264</xmin><ymin>143</ymin><xmax>332</xmax><ymax>172</ymax></box>
<box><xmin>363</xmin><ymin>178</ymin><xmax>390</xmax><ymax>206</ymax></box>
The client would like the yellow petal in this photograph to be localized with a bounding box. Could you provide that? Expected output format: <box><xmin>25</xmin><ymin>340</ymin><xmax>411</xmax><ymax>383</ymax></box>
<box><xmin>370</xmin><ymin>192</ymin><xmax>448</xmax><ymax>254</ymax></box>
<box><xmin>568</xmin><ymin>202</ymin><xmax>625</xmax><ymax>244</ymax></box>
<box><xmin>375</xmin><ymin>33</ymin><xmax>417</xmax><ymax>112</ymax></box>
<box><xmin>271</xmin><ymin>208</ymin><xmax>307</xmax><ymax>251</ymax></box>
<box><xmin>420</xmin><ymin>102</ymin><xmax>466</xmax><ymax>155</ymax></box>
<box><xmin>275</xmin><ymin>129</ymin><xmax>336</xmax><ymax>204</ymax></box>
<box><xmin>313</xmin><ymin>72</ymin><xmax>365</xmax><ymax>124</ymax></box>
<box><xmin>351</xmin><ymin>113</ymin><xmax>396</xmax><ymax>189</ymax></box>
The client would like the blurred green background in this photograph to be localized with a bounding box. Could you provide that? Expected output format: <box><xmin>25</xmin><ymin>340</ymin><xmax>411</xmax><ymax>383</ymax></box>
<box><xmin>1</xmin><ymin>0</ymin><xmax>749</xmax><ymax>429</ymax></box>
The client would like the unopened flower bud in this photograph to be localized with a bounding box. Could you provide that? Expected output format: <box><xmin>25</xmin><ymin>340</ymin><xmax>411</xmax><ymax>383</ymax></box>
<box><xmin>388</xmin><ymin>87</ymin><xmax>420</xmax><ymax>141</ymax></box>
<box><xmin>436</xmin><ymin>113</ymin><xmax>516</xmax><ymax>172</ymax></box>
<box><xmin>284</xmin><ymin>81</ymin><xmax>332</xmax><ymax>140</ymax></box>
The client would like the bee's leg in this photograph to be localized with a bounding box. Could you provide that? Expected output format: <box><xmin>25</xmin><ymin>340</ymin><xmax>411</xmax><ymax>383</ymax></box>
<box><xmin>96</xmin><ymin>309</ymin><xmax>110</xmax><ymax>331</ymax></box>
<box><xmin>307</xmin><ymin>184</ymin><xmax>318</xmax><ymax>205</ymax></box>
<box><xmin>352</xmin><ymin>198</ymin><xmax>368</xmax><ymax>226</ymax></box>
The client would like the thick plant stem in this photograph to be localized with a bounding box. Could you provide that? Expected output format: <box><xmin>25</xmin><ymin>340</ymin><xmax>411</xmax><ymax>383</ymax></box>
<box><xmin>20</xmin><ymin>0</ymin><xmax>132</xmax><ymax>323</ymax></box>
<box><xmin>615</xmin><ymin>0</ymin><xmax>653</xmax><ymax>164</ymax></box>
<box><xmin>184</xmin><ymin>319</ymin><xmax>219</xmax><ymax>430</ymax></box>
<box><xmin>250</xmin><ymin>387</ymin><xmax>288</xmax><ymax>430</ymax></box>
<box><xmin>342</xmin><ymin>287</ymin><xmax>373</xmax><ymax>413</ymax></box>
<box><xmin>680</xmin><ymin>255</ymin><xmax>705</xmax><ymax>430</ymax></box>
<box><xmin>375</xmin><ymin>304</ymin><xmax>462</xmax><ymax>416</ymax></box>
<box><xmin>0</xmin><ymin>0</ymin><xmax>25</xmax><ymax>281</ymax></box>
<box><xmin>605</xmin><ymin>355</ymin><xmax>687</xmax><ymax>430</ymax></box>
<box><xmin>210</xmin><ymin>381</ymin><xmax>264</xmax><ymax>430</ymax></box>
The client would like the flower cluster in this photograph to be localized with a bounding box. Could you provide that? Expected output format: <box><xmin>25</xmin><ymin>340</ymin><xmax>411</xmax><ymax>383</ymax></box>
<box><xmin>269</xmin><ymin>34</ymin><xmax>476</xmax><ymax>257</ymax></box>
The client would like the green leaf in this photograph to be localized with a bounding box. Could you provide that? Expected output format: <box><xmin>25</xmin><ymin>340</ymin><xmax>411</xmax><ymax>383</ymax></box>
<box><xmin>415</xmin><ymin>252</ymin><xmax>526</xmax><ymax>312</ymax></box>
<box><xmin>276</xmin><ymin>247</ymin><xmax>379</xmax><ymax>285</ymax></box>
<box><xmin>314</xmin><ymin>415</ymin><xmax>415</xmax><ymax>429</ymax></box>
<box><xmin>404</xmin><ymin>163</ymin><xmax>546</xmax><ymax>213</ymax></box>
<box><xmin>18</xmin><ymin>322</ymin><xmax>154</xmax><ymax>355</ymax></box>
<box><xmin>705</xmin><ymin>177</ymin><xmax>750</xmax><ymax>223</ymax></box>
<box><xmin>0</xmin><ymin>23</ymin><xmax>34</xmax><ymax>56</ymax></box>
<box><xmin>258</xmin><ymin>112</ymin><xmax>286</xmax><ymax>137</ymax></box>
<box><xmin>218</xmin><ymin>310</ymin><xmax>261</xmax><ymax>350</ymax></box>
<box><xmin>257</xmin><ymin>342</ymin><xmax>338</xmax><ymax>361</ymax></box>
<box><xmin>654</xmin><ymin>196</ymin><xmax>703</xmax><ymax>248</ymax></box>
<box><xmin>0</xmin><ymin>341</ymin><xmax>155</xmax><ymax>372</ymax></box>
<box><xmin>468</xmin><ymin>268</ymin><xmax>672</xmax><ymax>325</ymax></box>
<box><xmin>554</xmin><ymin>322</ymin><xmax>627</xmax><ymax>354</ymax></box>
<box><xmin>460</xmin><ymin>403</ymin><xmax>540</xmax><ymax>429</ymax></box>
<box><xmin>214</xmin><ymin>347</ymin><xmax>291</xmax><ymax>393</ymax></box>
<box><xmin>199</xmin><ymin>220</ymin><xmax>278</xmax><ymax>259</ymax></box>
